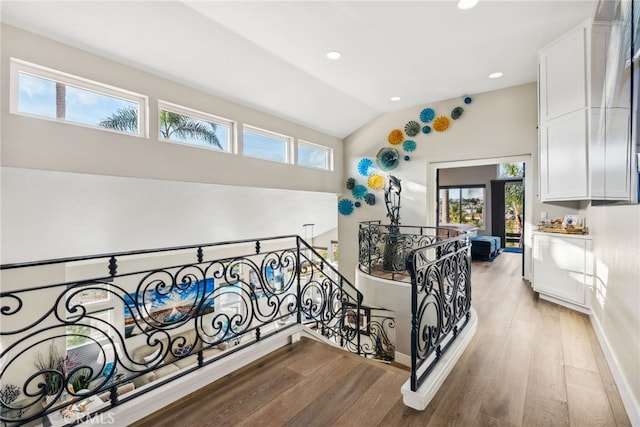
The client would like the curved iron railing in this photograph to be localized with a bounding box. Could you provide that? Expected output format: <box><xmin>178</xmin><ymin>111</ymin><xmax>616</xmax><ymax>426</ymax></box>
<box><xmin>0</xmin><ymin>236</ymin><xmax>393</xmax><ymax>426</ymax></box>
<box><xmin>358</xmin><ymin>221</ymin><xmax>462</xmax><ymax>282</ymax></box>
<box><xmin>405</xmin><ymin>232</ymin><xmax>472</xmax><ymax>391</ymax></box>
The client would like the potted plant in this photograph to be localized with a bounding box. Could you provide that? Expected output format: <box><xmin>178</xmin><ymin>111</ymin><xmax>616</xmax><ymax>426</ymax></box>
<box><xmin>34</xmin><ymin>343</ymin><xmax>64</xmax><ymax>405</ymax></box>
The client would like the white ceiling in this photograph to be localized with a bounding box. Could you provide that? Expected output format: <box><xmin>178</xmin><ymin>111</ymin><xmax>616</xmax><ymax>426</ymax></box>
<box><xmin>1</xmin><ymin>0</ymin><xmax>598</xmax><ymax>138</ymax></box>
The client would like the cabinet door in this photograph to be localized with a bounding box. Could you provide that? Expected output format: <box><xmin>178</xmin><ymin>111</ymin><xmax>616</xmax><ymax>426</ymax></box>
<box><xmin>539</xmin><ymin>24</ymin><xmax>588</xmax><ymax>121</ymax></box>
<box><xmin>604</xmin><ymin>109</ymin><xmax>632</xmax><ymax>199</ymax></box>
<box><xmin>540</xmin><ymin>110</ymin><xmax>589</xmax><ymax>200</ymax></box>
<box><xmin>532</xmin><ymin>235</ymin><xmax>589</xmax><ymax>305</ymax></box>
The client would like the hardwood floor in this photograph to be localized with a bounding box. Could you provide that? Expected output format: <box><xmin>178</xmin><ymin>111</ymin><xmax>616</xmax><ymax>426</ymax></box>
<box><xmin>132</xmin><ymin>253</ymin><xmax>631</xmax><ymax>426</ymax></box>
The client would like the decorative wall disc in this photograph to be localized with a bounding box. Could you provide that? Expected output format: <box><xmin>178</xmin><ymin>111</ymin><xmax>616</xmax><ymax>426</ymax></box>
<box><xmin>422</xmin><ymin>126</ymin><xmax>431</xmax><ymax>134</ymax></box>
<box><xmin>451</xmin><ymin>106</ymin><xmax>464</xmax><ymax>120</ymax></box>
<box><xmin>376</xmin><ymin>147</ymin><xmax>400</xmax><ymax>170</ymax></box>
<box><xmin>338</xmin><ymin>199</ymin><xmax>354</xmax><ymax>216</ymax></box>
<box><xmin>433</xmin><ymin>116</ymin><xmax>450</xmax><ymax>132</ymax></box>
<box><xmin>404</xmin><ymin>121</ymin><xmax>420</xmax><ymax>137</ymax></box>
<box><xmin>352</xmin><ymin>184</ymin><xmax>367</xmax><ymax>199</ymax></box>
<box><xmin>388</xmin><ymin>129</ymin><xmax>404</xmax><ymax>145</ymax></box>
<box><xmin>420</xmin><ymin>108</ymin><xmax>435</xmax><ymax>123</ymax></box>
<box><xmin>346</xmin><ymin>177</ymin><xmax>356</xmax><ymax>190</ymax></box>
<box><xmin>364</xmin><ymin>193</ymin><xmax>376</xmax><ymax>205</ymax></box>
<box><xmin>357</xmin><ymin>158</ymin><xmax>374</xmax><ymax>176</ymax></box>
<box><xmin>403</xmin><ymin>140</ymin><xmax>416</xmax><ymax>152</ymax></box>
<box><xmin>367</xmin><ymin>174</ymin><xmax>385</xmax><ymax>191</ymax></box>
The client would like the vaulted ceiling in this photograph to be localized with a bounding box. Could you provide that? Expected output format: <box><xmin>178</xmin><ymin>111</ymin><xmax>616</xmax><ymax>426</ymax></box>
<box><xmin>1</xmin><ymin>1</ymin><xmax>598</xmax><ymax>138</ymax></box>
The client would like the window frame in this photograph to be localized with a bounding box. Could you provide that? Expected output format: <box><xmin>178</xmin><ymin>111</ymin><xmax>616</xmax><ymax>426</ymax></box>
<box><xmin>242</xmin><ymin>124</ymin><xmax>293</xmax><ymax>164</ymax></box>
<box><xmin>10</xmin><ymin>58</ymin><xmax>148</xmax><ymax>137</ymax></box>
<box><xmin>437</xmin><ymin>184</ymin><xmax>486</xmax><ymax>230</ymax></box>
<box><xmin>65</xmin><ymin>283</ymin><xmax>115</xmax><ymax>350</ymax></box>
<box><xmin>296</xmin><ymin>139</ymin><xmax>333</xmax><ymax>171</ymax></box>
<box><xmin>158</xmin><ymin>100</ymin><xmax>235</xmax><ymax>153</ymax></box>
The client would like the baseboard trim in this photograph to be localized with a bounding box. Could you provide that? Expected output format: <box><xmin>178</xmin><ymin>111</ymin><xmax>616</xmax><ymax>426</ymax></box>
<box><xmin>590</xmin><ymin>313</ymin><xmax>640</xmax><ymax>426</ymax></box>
<box><xmin>400</xmin><ymin>307</ymin><xmax>478</xmax><ymax>410</ymax></box>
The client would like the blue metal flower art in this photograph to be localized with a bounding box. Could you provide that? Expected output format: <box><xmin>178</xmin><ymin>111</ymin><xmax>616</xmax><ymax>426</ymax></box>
<box><xmin>364</xmin><ymin>193</ymin><xmax>376</xmax><ymax>205</ymax></box>
<box><xmin>338</xmin><ymin>199</ymin><xmax>354</xmax><ymax>216</ymax></box>
<box><xmin>357</xmin><ymin>158</ymin><xmax>374</xmax><ymax>176</ymax></box>
<box><xmin>420</xmin><ymin>108</ymin><xmax>435</xmax><ymax>123</ymax></box>
<box><xmin>376</xmin><ymin>147</ymin><xmax>400</xmax><ymax>171</ymax></box>
<box><xmin>403</xmin><ymin>140</ymin><xmax>416</xmax><ymax>152</ymax></box>
<box><xmin>422</xmin><ymin>126</ymin><xmax>431</xmax><ymax>134</ymax></box>
<box><xmin>464</xmin><ymin>96</ymin><xmax>472</xmax><ymax>104</ymax></box>
<box><xmin>352</xmin><ymin>184</ymin><xmax>367</xmax><ymax>199</ymax></box>
<box><xmin>404</xmin><ymin>155</ymin><xmax>410</xmax><ymax>161</ymax></box>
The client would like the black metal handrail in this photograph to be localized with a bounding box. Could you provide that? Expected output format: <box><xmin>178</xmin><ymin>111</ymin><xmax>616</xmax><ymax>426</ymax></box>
<box><xmin>358</xmin><ymin>221</ymin><xmax>462</xmax><ymax>282</ymax></box>
<box><xmin>0</xmin><ymin>235</ymin><xmax>393</xmax><ymax>426</ymax></box>
<box><xmin>405</xmin><ymin>232</ymin><xmax>472</xmax><ymax>391</ymax></box>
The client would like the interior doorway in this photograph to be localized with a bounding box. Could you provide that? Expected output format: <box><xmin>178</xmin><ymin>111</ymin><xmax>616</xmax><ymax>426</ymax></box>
<box><xmin>428</xmin><ymin>155</ymin><xmax>532</xmax><ymax>280</ymax></box>
<box><xmin>491</xmin><ymin>179</ymin><xmax>524</xmax><ymax>252</ymax></box>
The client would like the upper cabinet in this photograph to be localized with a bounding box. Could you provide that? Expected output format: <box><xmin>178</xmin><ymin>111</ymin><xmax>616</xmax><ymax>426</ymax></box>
<box><xmin>538</xmin><ymin>24</ymin><xmax>589</xmax><ymax>122</ymax></box>
<box><xmin>538</xmin><ymin>8</ymin><xmax>636</xmax><ymax>203</ymax></box>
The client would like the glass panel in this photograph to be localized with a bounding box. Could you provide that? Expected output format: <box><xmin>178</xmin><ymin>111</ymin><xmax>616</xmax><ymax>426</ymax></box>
<box><xmin>498</xmin><ymin>162</ymin><xmax>524</xmax><ymax>178</ymax></box>
<box><xmin>159</xmin><ymin>109</ymin><xmax>228</xmax><ymax>151</ymax></box>
<box><xmin>461</xmin><ymin>188</ymin><xmax>484</xmax><ymax>228</ymax></box>
<box><xmin>298</xmin><ymin>143</ymin><xmax>329</xmax><ymax>169</ymax></box>
<box><xmin>18</xmin><ymin>72</ymin><xmax>139</xmax><ymax>134</ymax></box>
<box><xmin>243</xmin><ymin>130</ymin><xmax>287</xmax><ymax>162</ymax></box>
<box><xmin>66</xmin><ymin>310</ymin><xmax>111</xmax><ymax>349</ymax></box>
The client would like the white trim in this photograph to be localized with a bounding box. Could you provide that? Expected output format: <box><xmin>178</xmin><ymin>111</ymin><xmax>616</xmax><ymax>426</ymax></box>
<box><xmin>590</xmin><ymin>313</ymin><xmax>640</xmax><ymax>426</ymax></box>
<box><xmin>401</xmin><ymin>307</ymin><xmax>477</xmax><ymax>410</ymax></box>
<box><xmin>427</xmin><ymin>154</ymin><xmax>533</xmax><ymax>281</ymax></box>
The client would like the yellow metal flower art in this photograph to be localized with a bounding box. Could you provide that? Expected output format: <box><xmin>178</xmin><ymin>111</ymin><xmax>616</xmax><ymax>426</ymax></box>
<box><xmin>367</xmin><ymin>174</ymin><xmax>385</xmax><ymax>191</ymax></box>
<box><xmin>387</xmin><ymin>129</ymin><xmax>404</xmax><ymax>145</ymax></box>
<box><xmin>433</xmin><ymin>116</ymin><xmax>450</xmax><ymax>132</ymax></box>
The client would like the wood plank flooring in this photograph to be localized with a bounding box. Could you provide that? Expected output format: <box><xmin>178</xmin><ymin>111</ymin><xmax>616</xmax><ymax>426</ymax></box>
<box><xmin>132</xmin><ymin>253</ymin><xmax>631</xmax><ymax>427</ymax></box>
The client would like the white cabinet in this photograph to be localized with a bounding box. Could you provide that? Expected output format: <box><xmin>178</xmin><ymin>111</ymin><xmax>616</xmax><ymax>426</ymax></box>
<box><xmin>532</xmin><ymin>232</ymin><xmax>593</xmax><ymax>312</ymax></box>
<box><xmin>538</xmin><ymin>24</ymin><xmax>588</xmax><ymax>122</ymax></box>
<box><xmin>540</xmin><ymin>110</ymin><xmax>589</xmax><ymax>200</ymax></box>
<box><xmin>538</xmin><ymin>18</ymin><xmax>634</xmax><ymax>202</ymax></box>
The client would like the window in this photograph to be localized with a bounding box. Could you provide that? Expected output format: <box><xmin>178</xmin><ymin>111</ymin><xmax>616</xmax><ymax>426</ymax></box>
<box><xmin>10</xmin><ymin>58</ymin><xmax>147</xmax><ymax>136</ymax></box>
<box><xmin>66</xmin><ymin>284</ymin><xmax>114</xmax><ymax>349</ymax></box>
<box><xmin>242</xmin><ymin>125</ymin><xmax>292</xmax><ymax>163</ymax></box>
<box><xmin>498</xmin><ymin>162</ymin><xmax>524</xmax><ymax>179</ymax></box>
<box><xmin>158</xmin><ymin>101</ymin><xmax>233</xmax><ymax>152</ymax></box>
<box><xmin>438</xmin><ymin>186</ymin><xmax>485</xmax><ymax>229</ymax></box>
<box><xmin>297</xmin><ymin>140</ymin><xmax>332</xmax><ymax>170</ymax></box>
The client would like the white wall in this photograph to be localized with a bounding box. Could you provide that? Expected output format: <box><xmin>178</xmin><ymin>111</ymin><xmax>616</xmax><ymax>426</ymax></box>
<box><xmin>0</xmin><ymin>23</ymin><xmax>343</xmax><ymax>264</ymax></box>
<box><xmin>585</xmin><ymin>202</ymin><xmax>640</xmax><ymax>423</ymax></box>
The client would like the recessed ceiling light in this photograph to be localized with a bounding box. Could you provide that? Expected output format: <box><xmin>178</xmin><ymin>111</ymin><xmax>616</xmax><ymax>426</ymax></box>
<box><xmin>326</xmin><ymin>51</ymin><xmax>342</xmax><ymax>60</ymax></box>
<box><xmin>390</xmin><ymin>96</ymin><xmax>402</xmax><ymax>102</ymax></box>
<box><xmin>489</xmin><ymin>72</ymin><xmax>503</xmax><ymax>79</ymax></box>
<box><xmin>458</xmin><ymin>0</ymin><xmax>479</xmax><ymax>10</ymax></box>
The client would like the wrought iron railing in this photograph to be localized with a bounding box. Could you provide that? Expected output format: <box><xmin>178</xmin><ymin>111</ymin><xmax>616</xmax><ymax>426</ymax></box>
<box><xmin>0</xmin><ymin>236</ymin><xmax>394</xmax><ymax>426</ymax></box>
<box><xmin>358</xmin><ymin>221</ymin><xmax>462</xmax><ymax>282</ymax></box>
<box><xmin>405</xmin><ymin>232</ymin><xmax>472</xmax><ymax>391</ymax></box>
